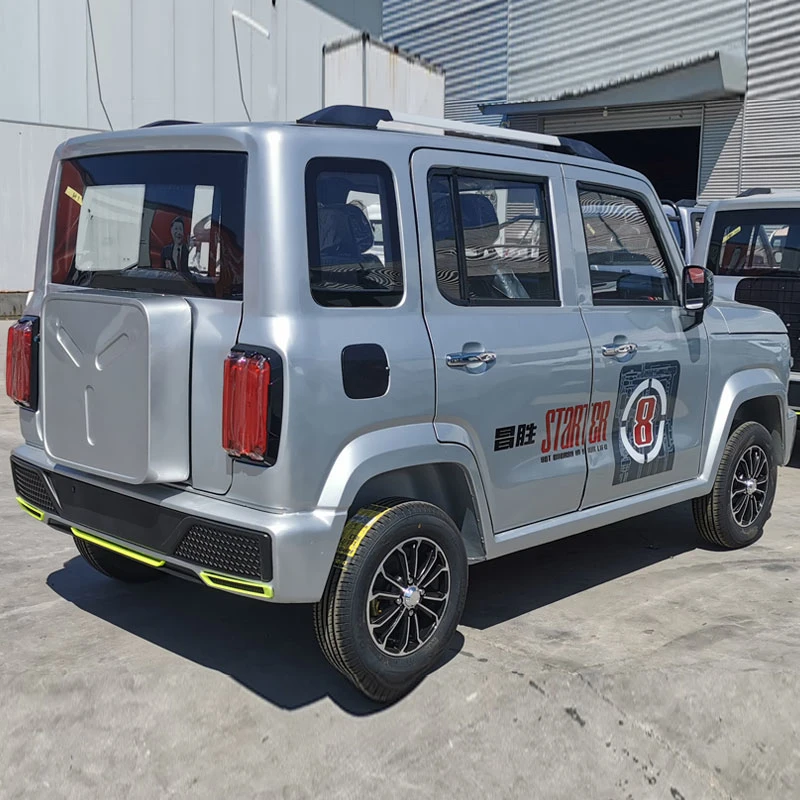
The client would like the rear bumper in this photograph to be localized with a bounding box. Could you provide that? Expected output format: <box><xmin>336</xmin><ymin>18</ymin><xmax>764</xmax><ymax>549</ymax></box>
<box><xmin>10</xmin><ymin>444</ymin><xmax>346</xmax><ymax>603</ymax></box>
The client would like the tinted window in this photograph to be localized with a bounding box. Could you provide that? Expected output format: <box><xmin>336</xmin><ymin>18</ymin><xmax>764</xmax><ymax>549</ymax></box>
<box><xmin>690</xmin><ymin>212</ymin><xmax>704</xmax><ymax>242</ymax></box>
<box><xmin>705</xmin><ymin>209</ymin><xmax>800</xmax><ymax>275</ymax></box>
<box><xmin>52</xmin><ymin>151</ymin><xmax>246</xmax><ymax>299</ymax></box>
<box><xmin>429</xmin><ymin>171</ymin><xmax>557</xmax><ymax>304</ymax></box>
<box><xmin>306</xmin><ymin>158</ymin><xmax>402</xmax><ymax>308</ymax></box>
<box><xmin>578</xmin><ymin>187</ymin><xmax>676</xmax><ymax>304</ymax></box>
<box><xmin>667</xmin><ymin>216</ymin><xmax>685</xmax><ymax>252</ymax></box>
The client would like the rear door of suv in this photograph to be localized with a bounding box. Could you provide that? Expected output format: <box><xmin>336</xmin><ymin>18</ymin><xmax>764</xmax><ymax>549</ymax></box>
<box><xmin>42</xmin><ymin>147</ymin><xmax>247</xmax><ymax>493</ymax></box>
<box><xmin>411</xmin><ymin>149</ymin><xmax>593</xmax><ymax>533</ymax></box>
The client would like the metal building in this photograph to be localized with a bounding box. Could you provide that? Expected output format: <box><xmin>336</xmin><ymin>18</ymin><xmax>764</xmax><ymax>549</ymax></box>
<box><xmin>384</xmin><ymin>0</ymin><xmax>800</xmax><ymax>204</ymax></box>
<box><xmin>0</xmin><ymin>0</ymin><xmax>382</xmax><ymax>309</ymax></box>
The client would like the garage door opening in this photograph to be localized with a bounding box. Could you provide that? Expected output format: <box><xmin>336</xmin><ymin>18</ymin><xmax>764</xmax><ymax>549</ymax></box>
<box><xmin>568</xmin><ymin>127</ymin><xmax>701</xmax><ymax>201</ymax></box>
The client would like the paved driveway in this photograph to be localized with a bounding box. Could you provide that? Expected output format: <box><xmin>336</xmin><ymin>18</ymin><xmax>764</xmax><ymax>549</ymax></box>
<box><xmin>0</xmin><ymin>322</ymin><xmax>797</xmax><ymax>799</ymax></box>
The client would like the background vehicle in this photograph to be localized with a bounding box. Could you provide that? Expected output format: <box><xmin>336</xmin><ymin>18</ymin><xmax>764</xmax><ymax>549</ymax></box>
<box><xmin>694</xmin><ymin>191</ymin><xmax>800</xmax><ymax>412</ymax></box>
<box><xmin>662</xmin><ymin>199</ymin><xmax>705</xmax><ymax>263</ymax></box>
<box><xmin>8</xmin><ymin>108</ymin><xmax>793</xmax><ymax>703</ymax></box>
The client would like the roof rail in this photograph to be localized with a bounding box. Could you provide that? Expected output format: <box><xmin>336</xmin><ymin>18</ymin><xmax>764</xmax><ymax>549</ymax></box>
<box><xmin>139</xmin><ymin>119</ymin><xmax>198</xmax><ymax>128</ymax></box>
<box><xmin>297</xmin><ymin>105</ymin><xmax>613</xmax><ymax>163</ymax></box>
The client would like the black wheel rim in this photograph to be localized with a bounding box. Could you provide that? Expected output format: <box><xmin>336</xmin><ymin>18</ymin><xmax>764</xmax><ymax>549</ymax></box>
<box><xmin>730</xmin><ymin>444</ymin><xmax>770</xmax><ymax>528</ymax></box>
<box><xmin>366</xmin><ymin>537</ymin><xmax>450</xmax><ymax>657</ymax></box>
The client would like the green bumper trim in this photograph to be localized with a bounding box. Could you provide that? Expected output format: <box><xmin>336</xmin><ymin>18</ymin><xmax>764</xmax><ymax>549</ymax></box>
<box><xmin>71</xmin><ymin>528</ymin><xmax>166</xmax><ymax>568</ymax></box>
<box><xmin>17</xmin><ymin>497</ymin><xmax>45</xmax><ymax>521</ymax></box>
<box><xmin>199</xmin><ymin>571</ymin><xmax>274</xmax><ymax>599</ymax></box>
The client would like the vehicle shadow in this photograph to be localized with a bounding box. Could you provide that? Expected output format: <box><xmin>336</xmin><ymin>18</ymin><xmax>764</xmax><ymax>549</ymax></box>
<box><xmin>46</xmin><ymin>500</ymin><xmax>707</xmax><ymax>709</ymax></box>
<box><xmin>46</xmin><ymin>556</ymin><xmax>463</xmax><ymax>716</ymax></box>
<box><xmin>462</xmin><ymin>500</ymin><xmax>704</xmax><ymax>630</ymax></box>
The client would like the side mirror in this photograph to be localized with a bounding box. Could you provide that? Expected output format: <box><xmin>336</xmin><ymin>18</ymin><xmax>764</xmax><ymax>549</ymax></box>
<box><xmin>683</xmin><ymin>265</ymin><xmax>713</xmax><ymax>312</ymax></box>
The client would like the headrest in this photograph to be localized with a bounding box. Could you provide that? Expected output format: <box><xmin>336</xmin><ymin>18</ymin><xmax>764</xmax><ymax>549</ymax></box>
<box><xmin>432</xmin><ymin>195</ymin><xmax>455</xmax><ymax>242</ymax></box>
<box><xmin>343</xmin><ymin>204</ymin><xmax>374</xmax><ymax>253</ymax></box>
<box><xmin>431</xmin><ymin>193</ymin><xmax>499</xmax><ymax>250</ymax></box>
<box><xmin>317</xmin><ymin>204</ymin><xmax>375</xmax><ymax>258</ymax></box>
<box><xmin>460</xmin><ymin>194</ymin><xmax>499</xmax><ymax>249</ymax></box>
<box><xmin>317</xmin><ymin>206</ymin><xmax>357</xmax><ymax>257</ymax></box>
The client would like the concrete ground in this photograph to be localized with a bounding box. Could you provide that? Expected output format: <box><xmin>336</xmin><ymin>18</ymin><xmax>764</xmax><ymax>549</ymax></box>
<box><xmin>0</xmin><ymin>323</ymin><xmax>798</xmax><ymax>800</ymax></box>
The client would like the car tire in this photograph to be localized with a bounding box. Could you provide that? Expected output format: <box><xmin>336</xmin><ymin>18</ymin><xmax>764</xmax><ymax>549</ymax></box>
<box><xmin>692</xmin><ymin>421</ymin><xmax>777</xmax><ymax>549</ymax></box>
<box><xmin>73</xmin><ymin>535</ymin><xmax>162</xmax><ymax>583</ymax></box>
<box><xmin>313</xmin><ymin>500</ymin><xmax>468</xmax><ymax>703</ymax></box>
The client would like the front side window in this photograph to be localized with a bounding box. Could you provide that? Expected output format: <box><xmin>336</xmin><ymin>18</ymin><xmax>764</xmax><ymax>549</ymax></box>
<box><xmin>306</xmin><ymin>158</ymin><xmax>402</xmax><ymax>308</ymax></box>
<box><xmin>578</xmin><ymin>186</ymin><xmax>676</xmax><ymax>304</ymax></box>
<box><xmin>705</xmin><ymin>209</ymin><xmax>800</xmax><ymax>275</ymax></box>
<box><xmin>429</xmin><ymin>170</ymin><xmax>557</xmax><ymax>304</ymax></box>
<box><xmin>52</xmin><ymin>151</ymin><xmax>246</xmax><ymax>299</ymax></box>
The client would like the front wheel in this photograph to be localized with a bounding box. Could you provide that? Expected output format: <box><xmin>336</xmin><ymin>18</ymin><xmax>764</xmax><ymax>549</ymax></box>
<box><xmin>313</xmin><ymin>500</ymin><xmax>468</xmax><ymax>703</ymax></box>
<box><xmin>693</xmin><ymin>421</ymin><xmax>777</xmax><ymax>549</ymax></box>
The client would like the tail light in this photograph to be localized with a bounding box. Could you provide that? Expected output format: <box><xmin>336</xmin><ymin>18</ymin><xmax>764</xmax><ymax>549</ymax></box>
<box><xmin>6</xmin><ymin>318</ymin><xmax>39</xmax><ymax>409</ymax></box>
<box><xmin>222</xmin><ymin>351</ymin><xmax>271</xmax><ymax>461</ymax></box>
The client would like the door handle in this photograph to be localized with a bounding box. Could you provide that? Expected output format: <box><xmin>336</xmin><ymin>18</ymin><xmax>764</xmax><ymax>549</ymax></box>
<box><xmin>446</xmin><ymin>351</ymin><xmax>497</xmax><ymax>368</ymax></box>
<box><xmin>601</xmin><ymin>342</ymin><xmax>638</xmax><ymax>358</ymax></box>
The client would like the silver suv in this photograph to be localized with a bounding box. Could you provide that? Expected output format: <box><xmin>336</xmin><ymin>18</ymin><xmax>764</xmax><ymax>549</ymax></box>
<box><xmin>694</xmin><ymin>190</ymin><xmax>800</xmax><ymax>412</ymax></box>
<box><xmin>8</xmin><ymin>107</ymin><xmax>794</xmax><ymax>702</ymax></box>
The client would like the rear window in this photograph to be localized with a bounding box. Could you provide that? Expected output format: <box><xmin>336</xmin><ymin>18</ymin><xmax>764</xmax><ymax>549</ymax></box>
<box><xmin>305</xmin><ymin>157</ymin><xmax>403</xmax><ymax>308</ymax></box>
<box><xmin>52</xmin><ymin>151</ymin><xmax>247</xmax><ymax>299</ymax></box>
<box><xmin>706</xmin><ymin>208</ymin><xmax>800</xmax><ymax>276</ymax></box>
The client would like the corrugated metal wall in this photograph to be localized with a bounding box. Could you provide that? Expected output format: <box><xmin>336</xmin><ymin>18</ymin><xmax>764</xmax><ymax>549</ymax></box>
<box><xmin>739</xmin><ymin>0</ymin><xmax>800</xmax><ymax>190</ymax></box>
<box><xmin>747</xmin><ymin>0</ymin><xmax>800</xmax><ymax>100</ymax></box>
<box><xmin>742</xmin><ymin>100</ymin><xmax>800</xmax><ymax>189</ymax></box>
<box><xmin>698</xmin><ymin>100</ymin><xmax>744</xmax><ymax>200</ymax></box>
<box><xmin>383</xmin><ymin>0</ymin><xmax>508</xmax><ymax>121</ymax></box>
<box><xmin>539</xmin><ymin>104</ymin><xmax>703</xmax><ymax>135</ymax></box>
<box><xmin>507</xmin><ymin>0</ymin><xmax>746</xmax><ymax>102</ymax></box>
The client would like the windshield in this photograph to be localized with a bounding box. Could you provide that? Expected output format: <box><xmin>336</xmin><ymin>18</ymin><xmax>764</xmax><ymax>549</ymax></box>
<box><xmin>52</xmin><ymin>151</ymin><xmax>247</xmax><ymax>299</ymax></box>
<box><xmin>706</xmin><ymin>209</ymin><xmax>800</xmax><ymax>276</ymax></box>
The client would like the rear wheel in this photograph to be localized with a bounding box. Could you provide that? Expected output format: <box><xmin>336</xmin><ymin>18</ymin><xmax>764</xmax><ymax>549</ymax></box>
<box><xmin>73</xmin><ymin>535</ymin><xmax>162</xmax><ymax>583</ymax></box>
<box><xmin>693</xmin><ymin>421</ymin><xmax>777</xmax><ymax>549</ymax></box>
<box><xmin>313</xmin><ymin>500</ymin><xmax>468</xmax><ymax>703</ymax></box>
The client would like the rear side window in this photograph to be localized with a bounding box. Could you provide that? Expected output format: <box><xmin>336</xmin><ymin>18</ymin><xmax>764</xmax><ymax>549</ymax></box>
<box><xmin>706</xmin><ymin>209</ymin><xmax>800</xmax><ymax>275</ymax></box>
<box><xmin>578</xmin><ymin>186</ymin><xmax>676</xmax><ymax>304</ymax></box>
<box><xmin>690</xmin><ymin>212</ymin><xmax>704</xmax><ymax>242</ymax></box>
<box><xmin>306</xmin><ymin>158</ymin><xmax>403</xmax><ymax>307</ymax></box>
<box><xmin>52</xmin><ymin>151</ymin><xmax>247</xmax><ymax>299</ymax></box>
<box><xmin>428</xmin><ymin>170</ymin><xmax>557</xmax><ymax>304</ymax></box>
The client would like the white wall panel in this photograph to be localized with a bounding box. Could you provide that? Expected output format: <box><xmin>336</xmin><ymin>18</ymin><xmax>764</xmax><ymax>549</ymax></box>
<box><xmin>174</xmin><ymin>0</ymin><xmax>216</xmax><ymax>121</ymax></box>
<box><xmin>0</xmin><ymin>0</ymin><xmax>40</xmax><ymax>123</ymax></box>
<box><xmin>131</xmin><ymin>0</ymin><xmax>176</xmax><ymax>125</ymax></box>
<box><xmin>39</xmin><ymin>0</ymin><xmax>88</xmax><ymax>128</ymax></box>
<box><xmin>0</xmin><ymin>120</ymin><xmax>96</xmax><ymax>291</ymax></box>
<box><xmin>86</xmin><ymin>0</ymin><xmax>133</xmax><ymax>130</ymax></box>
<box><xmin>213</xmin><ymin>0</ymin><xmax>251</xmax><ymax>122</ymax></box>
<box><xmin>285</xmin><ymin>0</ymin><xmax>351</xmax><ymax>120</ymax></box>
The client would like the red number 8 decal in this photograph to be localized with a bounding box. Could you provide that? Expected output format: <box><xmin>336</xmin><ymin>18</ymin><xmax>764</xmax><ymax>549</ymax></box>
<box><xmin>633</xmin><ymin>396</ymin><xmax>657</xmax><ymax>447</ymax></box>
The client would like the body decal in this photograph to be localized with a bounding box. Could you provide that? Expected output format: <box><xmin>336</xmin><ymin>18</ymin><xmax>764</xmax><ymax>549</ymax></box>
<box><xmin>612</xmin><ymin>361</ymin><xmax>680</xmax><ymax>484</ymax></box>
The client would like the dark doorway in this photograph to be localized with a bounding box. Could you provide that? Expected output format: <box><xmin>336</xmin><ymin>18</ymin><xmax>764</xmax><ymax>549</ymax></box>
<box><xmin>568</xmin><ymin>127</ymin><xmax>701</xmax><ymax>201</ymax></box>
